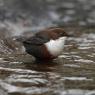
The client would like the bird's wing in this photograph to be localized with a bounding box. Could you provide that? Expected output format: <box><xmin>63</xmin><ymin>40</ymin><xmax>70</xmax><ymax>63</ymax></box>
<box><xmin>23</xmin><ymin>34</ymin><xmax>50</xmax><ymax>45</ymax></box>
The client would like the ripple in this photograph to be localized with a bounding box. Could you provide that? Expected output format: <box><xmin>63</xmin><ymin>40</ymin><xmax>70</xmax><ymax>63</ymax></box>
<box><xmin>0</xmin><ymin>80</ymin><xmax>50</xmax><ymax>94</ymax></box>
<box><xmin>57</xmin><ymin>89</ymin><xmax>94</xmax><ymax>95</ymax></box>
<box><xmin>64</xmin><ymin>64</ymin><xmax>80</xmax><ymax>68</ymax></box>
<box><xmin>6</xmin><ymin>74</ymin><xmax>48</xmax><ymax>84</ymax></box>
<box><xmin>75</xmin><ymin>59</ymin><xmax>95</xmax><ymax>64</ymax></box>
<box><xmin>63</xmin><ymin>77</ymin><xmax>93</xmax><ymax>81</ymax></box>
<box><xmin>0</xmin><ymin>58</ymin><xmax>9</xmax><ymax>63</ymax></box>
<box><xmin>78</xmin><ymin>46</ymin><xmax>92</xmax><ymax>49</ymax></box>
<box><xmin>0</xmin><ymin>67</ymin><xmax>37</xmax><ymax>74</ymax></box>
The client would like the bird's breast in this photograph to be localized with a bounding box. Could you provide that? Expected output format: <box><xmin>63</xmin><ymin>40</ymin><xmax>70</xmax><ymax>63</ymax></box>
<box><xmin>45</xmin><ymin>37</ymin><xmax>67</xmax><ymax>56</ymax></box>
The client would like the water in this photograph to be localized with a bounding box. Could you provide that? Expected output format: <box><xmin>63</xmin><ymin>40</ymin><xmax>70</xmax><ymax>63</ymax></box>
<box><xmin>0</xmin><ymin>27</ymin><xmax>95</xmax><ymax>95</ymax></box>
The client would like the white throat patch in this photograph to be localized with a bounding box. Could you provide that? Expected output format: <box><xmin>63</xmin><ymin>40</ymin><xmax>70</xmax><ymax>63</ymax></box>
<box><xmin>45</xmin><ymin>37</ymin><xmax>67</xmax><ymax>56</ymax></box>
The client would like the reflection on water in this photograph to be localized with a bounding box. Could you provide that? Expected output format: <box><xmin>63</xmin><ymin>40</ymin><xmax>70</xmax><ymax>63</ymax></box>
<box><xmin>0</xmin><ymin>28</ymin><xmax>95</xmax><ymax>95</ymax></box>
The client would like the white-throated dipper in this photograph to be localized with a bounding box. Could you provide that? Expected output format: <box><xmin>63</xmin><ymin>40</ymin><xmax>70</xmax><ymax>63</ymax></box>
<box><xmin>23</xmin><ymin>27</ymin><xmax>69</xmax><ymax>61</ymax></box>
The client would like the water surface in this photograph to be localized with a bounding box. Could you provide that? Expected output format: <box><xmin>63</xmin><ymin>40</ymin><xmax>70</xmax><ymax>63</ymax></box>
<box><xmin>0</xmin><ymin>28</ymin><xmax>95</xmax><ymax>95</ymax></box>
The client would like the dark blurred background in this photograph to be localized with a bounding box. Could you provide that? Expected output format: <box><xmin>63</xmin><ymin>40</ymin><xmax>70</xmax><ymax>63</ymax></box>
<box><xmin>0</xmin><ymin>0</ymin><xmax>95</xmax><ymax>28</ymax></box>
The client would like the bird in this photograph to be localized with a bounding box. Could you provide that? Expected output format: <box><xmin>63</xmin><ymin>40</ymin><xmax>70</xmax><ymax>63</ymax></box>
<box><xmin>22</xmin><ymin>27</ymin><xmax>69</xmax><ymax>61</ymax></box>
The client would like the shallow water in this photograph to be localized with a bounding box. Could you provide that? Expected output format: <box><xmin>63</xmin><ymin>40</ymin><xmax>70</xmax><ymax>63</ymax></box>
<box><xmin>0</xmin><ymin>28</ymin><xmax>95</xmax><ymax>95</ymax></box>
